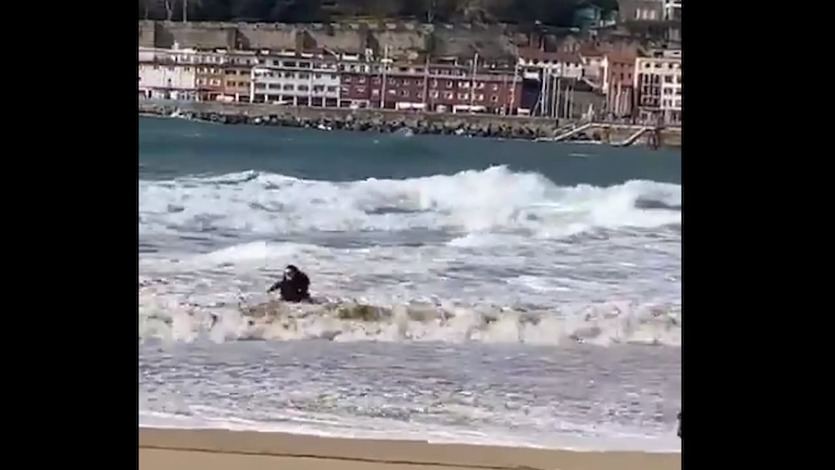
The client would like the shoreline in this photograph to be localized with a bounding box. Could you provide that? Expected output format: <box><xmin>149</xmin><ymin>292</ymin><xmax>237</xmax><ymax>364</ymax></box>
<box><xmin>139</xmin><ymin>427</ymin><xmax>681</xmax><ymax>470</ymax></box>
<box><xmin>139</xmin><ymin>100</ymin><xmax>681</xmax><ymax>148</ymax></box>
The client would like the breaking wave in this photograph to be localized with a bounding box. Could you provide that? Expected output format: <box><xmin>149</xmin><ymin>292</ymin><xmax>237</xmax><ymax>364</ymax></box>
<box><xmin>139</xmin><ymin>166</ymin><xmax>681</xmax><ymax>238</ymax></box>
<box><xmin>139</xmin><ymin>166</ymin><xmax>681</xmax><ymax>347</ymax></box>
<box><xmin>138</xmin><ymin>295</ymin><xmax>681</xmax><ymax>347</ymax></box>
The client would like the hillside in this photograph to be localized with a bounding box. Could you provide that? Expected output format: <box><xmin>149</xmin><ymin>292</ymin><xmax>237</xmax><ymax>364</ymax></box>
<box><xmin>139</xmin><ymin>0</ymin><xmax>619</xmax><ymax>27</ymax></box>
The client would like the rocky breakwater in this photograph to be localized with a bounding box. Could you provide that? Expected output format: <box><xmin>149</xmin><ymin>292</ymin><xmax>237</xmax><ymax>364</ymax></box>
<box><xmin>139</xmin><ymin>100</ymin><xmax>566</xmax><ymax>140</ymax></box>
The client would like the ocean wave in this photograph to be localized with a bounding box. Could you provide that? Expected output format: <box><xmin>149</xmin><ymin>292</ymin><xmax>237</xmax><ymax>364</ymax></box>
<box><xmin>138</xmin><ymin>296</ymin><xmax>681</xmax><ymax>347</ymax></box>
<box><xmin>139</xmin><ymin>166</ymin><xmax>681</xmax><ymax>238</ymax></box>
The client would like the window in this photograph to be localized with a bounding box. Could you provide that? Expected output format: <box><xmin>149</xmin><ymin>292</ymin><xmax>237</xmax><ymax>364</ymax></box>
<box><xmin>389</xmin><ymin>79</ymin><xmax>398</xmax><ymax>85</ymax></box>
<box><xmin>315</xmin><ymin>74</ymin><xmax>322</xmax><ymax>79</ymax></box>
<box><xmin>458</xmin><ymin>92</ymin><xmax>469</xmax><ymax>100</ymax></box>
<box><xmin>272</xmin><ymin>60</ymin><xmax>279</xmax><ymax>66</ymax></box>
<box><xmin>446</xmin><ymin>81</ymin><xmax>454</xmax><ymax>88</ymax></box>
<box><xmin>654</xmin><ymin>63</ymin><xmax>661</xmax><ymax>68</ymax></box>
<box><xmin>675</xmin><ymin>89</ymin><xmax>682</xmax><ymax>96</ymax></box>
<box><xmin>665</xmin><ymin>75</ymin><xmax>673</xmax><ymax>83</ymax></box>
<box><xmin>344</xmin><ymin>76</ymin><xmax>352</xmax><ymax>83</ymax></box>
<box><xmin>210</xmin><ymin>79</ymin><xmax>221</xmax><ymax>86</ymax></box>
<box><xmin>340</xmin><ymin>85</ymin><xmax>350</xmax><ymax>94</ymax></box>
<box><xmin>298</xmin><ymin>85</ymin><xmax>309</xmax><ymax>91</ymax></box>
<box><xmin>284</xmin><ymin>61</ymin><xmax>296</xmax><ymax>68</ymax></box>
<box><xmin>491</xmin><ymin>95</ymin><xmax>499</xmax><ymax>102</ymax></box>
<box><xmin>283</xmin><ymin>84</ymin><xmax>294</xmax><ymax>91</ymax></box>
<box><xmin>387</xmin><ymin>89</ymin><xmax>396</xmax><ymax>95</ymax></box>
<box><xmin>400</xmin><ymin>90</ymin><xmax>409</xmax><ymax>97</ymax></box>
<box><xmin>372</xmin><ymin>89</ymin><xmax>380</xmax><ymax>96</ymax></box>
<box><xmin>358</xmin><ymin>76</ymin><xmax>366</xmax><ymax>84</ymax></box>
<box><xmin>255</xmin><ymin>83</ymin><xmax>266</xmax><ymax>89</ymax></box>
<box><xmin>476</xmin><ymin>82</ymin><xmax>486</xmax><ymax>89</ymax></box>
<box><xmin>226</xmin><ymin>69</ymin><xmax>235</xmax><ymax>75</ymax></box>
<box><xmin>372</xmin><ymin>77</ymin><xmax>381</xmax><ymax>85</ymax></box>
<box><xmin>444</xmin><ymin>91</ymin><xmax>454</xmax><ymax>99</ymax></box>
<box><xmin>491</xmin><ymin>83</ymin><xmax>499</xmax><ymax>91</ymax></box>
<box><xmin>460</xmin><ymin>82</ymin><xmax>470</xmax><ymax>89</ymax></box>
<box><xmin>185</xmin><ymin>67</ymin><xmax>191</xmax><ymax>72</ymax></box>
<box><xmin>429</xmin><ymin>90</ymin><xmax>439</xmax><ymax>98</ymax></box>
<box><xmin>327</xmin><ymin>86</ymin><xmax>337</xmax><ymax>92</ymax></box>
<box><xmin>431</xmin><ymin>80</ymin><xmax>438</xmax><ymax>88</ymax></box>
<box><xmin>477</xmin><ymin>94</ymin><xmax>485</xmax><ymax>101</ymax></box>
<box><xmin>620</xmin><ymin>73</ymin><xmax>625</xmax><ymax>80</ymax></box>
<box><xmin>298</xmin><ymin>73</ymin><xmax>309</xmax><ymax>79</ymax></box>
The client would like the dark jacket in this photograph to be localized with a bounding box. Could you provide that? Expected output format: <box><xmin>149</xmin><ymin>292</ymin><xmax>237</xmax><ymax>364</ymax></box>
<box><xmin>268</xmin><ymin>271</ymin><xmax>311</xmax><ymax>303</ymax></box>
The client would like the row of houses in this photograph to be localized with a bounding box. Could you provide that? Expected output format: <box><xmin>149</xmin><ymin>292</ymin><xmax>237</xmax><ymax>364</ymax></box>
<box><xmin>138</xmin><ymin>45</ymin><xmax>681</xmax><ymax>123</ymax></box>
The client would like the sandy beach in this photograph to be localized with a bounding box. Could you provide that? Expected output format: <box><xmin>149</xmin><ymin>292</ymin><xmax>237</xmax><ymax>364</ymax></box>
<box><xmin>139</xmin><ymin>428</ymin><xmax>680</xmax><ymax>470</ymax></box>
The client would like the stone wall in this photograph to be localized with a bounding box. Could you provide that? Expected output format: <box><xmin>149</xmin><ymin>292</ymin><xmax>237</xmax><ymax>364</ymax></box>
<box><xmin>236</xmin><ymin>23</ymin><xmax>298</xmax><ymax>50</ymax></box>
<box><xmin>430</xmin><ymin>24</ymin><xmax>517</xmax><ymax>60</ymax></box>
<box><xmin>138</xmin><ymin>21</ymin><xmax>517</xmax><ymax>60</ymax></box>
<box><xmin>144</xmin><ymin>21</ymin><xmax>236</xmax><ymax>49</ymax></box>
<box><xmin>139</xmin><ymin>100</ymin><xmax>679</xmax><ymax>147</ymax></box>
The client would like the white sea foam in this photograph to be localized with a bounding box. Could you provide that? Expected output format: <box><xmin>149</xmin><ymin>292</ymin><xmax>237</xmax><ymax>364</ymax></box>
<box><xmin>139</xmin><ymin>166</ymin><xmax>680</xmax><ymax>237</ymax></box>
<box><xmin>138</xmin><ymin>294</ymin><xmax>680</xmax><ymax>346</ymax></box>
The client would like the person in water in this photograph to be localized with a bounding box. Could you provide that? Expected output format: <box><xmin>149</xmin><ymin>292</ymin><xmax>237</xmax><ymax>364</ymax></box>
<box><xmin>268</xmin><ymin>265</ymin><xmax>311</xmax><ymax>302</ymax></box>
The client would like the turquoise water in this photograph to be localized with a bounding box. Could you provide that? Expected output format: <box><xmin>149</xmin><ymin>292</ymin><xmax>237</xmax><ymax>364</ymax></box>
<box><xmin>139</xmin><ymin>116</ymin><xmax>681</xmax><ymax>451</ymax></box>
<box><xmin>140</xmin><ymin>117</ymin><xmax>681</xmax><ymax>183</ymax></box>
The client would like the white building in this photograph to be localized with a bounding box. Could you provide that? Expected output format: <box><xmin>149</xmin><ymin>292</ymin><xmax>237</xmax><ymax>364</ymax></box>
<box><xmin>581</xmin><ymin>54</ymin><xmax>606</xmax><ymax>84</ymax></box>
<box><xmin>250</xmin><ymin>55</ymin><xmax>341</xmax><ymax>107</ymax></box>
<box><xmin>138</xmin><ymin>63</ymin><xmax>197</xmax><ymax>100</ymax></box>
<box><xmin>517</xmin><ymin>52</ymin><xmax>584</xmax><ymax>80</ymax></box>
<box><xmin>634</xmin><ymin>53</ymin><xmax>681</xmax><ymax>124</ymax></box>
<box><xmin>664</xmin><ymin>0</ymin><xmax>682</xmax><ymax>21</ymax></box>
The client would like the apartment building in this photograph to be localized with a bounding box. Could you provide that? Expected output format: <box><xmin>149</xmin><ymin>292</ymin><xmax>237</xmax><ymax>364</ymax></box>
<box><xmin>634</xmin><ymin>50</ymin><xmax>682</xmax><ymax>124</ymax></box>
<box><xmin>250</xmin><ymin>54</ymin><xmax>341</xmax><ymax>107</ymax></box>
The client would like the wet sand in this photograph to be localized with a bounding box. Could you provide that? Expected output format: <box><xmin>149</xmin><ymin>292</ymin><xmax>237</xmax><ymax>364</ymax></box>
<box><xmin>139</xmin><ymin>428</ymin><xmax>680</xmax><ymax>470</ymax></box>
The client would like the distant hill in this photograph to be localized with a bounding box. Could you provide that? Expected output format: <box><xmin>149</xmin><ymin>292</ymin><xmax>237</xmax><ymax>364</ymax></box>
<box><xmin>139</xmin><ymin>0</ymin><xmax>619</xmax><ymax>27</ymax></box>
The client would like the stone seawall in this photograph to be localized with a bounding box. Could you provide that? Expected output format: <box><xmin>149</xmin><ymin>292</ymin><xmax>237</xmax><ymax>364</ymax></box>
<box><xmin>139</xmin><ymin>100</ymin><xmax>680</xmax><ymax>147</ymax></box>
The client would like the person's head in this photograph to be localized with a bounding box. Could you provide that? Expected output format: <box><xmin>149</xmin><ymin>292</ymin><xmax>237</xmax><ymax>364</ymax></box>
<box><xmin>284</xmin><ymin>265</ymin><xmax>299</xmax><ymax>279</ymax></box>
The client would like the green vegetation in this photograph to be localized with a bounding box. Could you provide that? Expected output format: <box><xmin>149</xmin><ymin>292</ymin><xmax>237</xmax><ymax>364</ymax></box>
<box><xmin>139</xmin><ymin>0</ymin><xmax>619</xmax><ymax>27</ymax></box>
